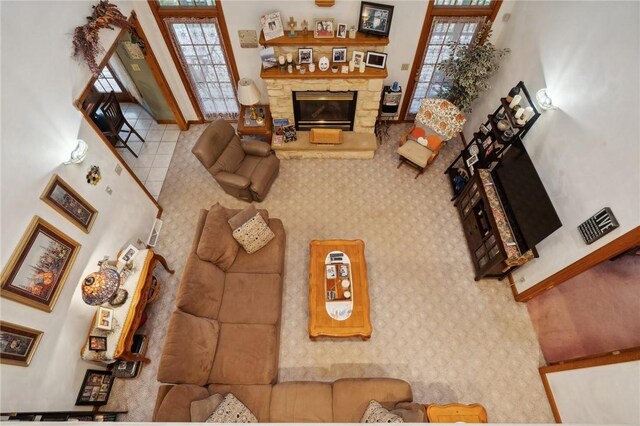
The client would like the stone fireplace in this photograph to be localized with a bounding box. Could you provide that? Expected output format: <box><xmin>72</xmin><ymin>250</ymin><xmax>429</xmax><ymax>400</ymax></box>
<box><xmin>265</xmin><ymin>77</ymin><xmax>384</xmax><ymax>134</ymax></box>
<box><xmin>293</xmin><ymin>90</ymin><xmax>357</xmax><ymax>131</ymax></box>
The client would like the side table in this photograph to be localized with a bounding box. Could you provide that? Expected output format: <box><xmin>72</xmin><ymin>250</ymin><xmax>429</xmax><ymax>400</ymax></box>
<box><xmin>80</xmin><ymin>249</ymin><xmax>174</xmax><ymax>364</ymax></box>
<box><xmin>237</xmin><ymin>104</ymin><xmax>272</xmax><ymax>143</ymax></box>
<box><xmin>426</xmin><ymin>403</ymin><xmax>488</xmax><ymax>423</ymax></box>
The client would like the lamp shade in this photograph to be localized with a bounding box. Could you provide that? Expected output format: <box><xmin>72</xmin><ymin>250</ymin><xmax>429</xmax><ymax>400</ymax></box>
<box><xmin>82</xmin><ymin>269</ymin><xmax>120</xmax><ymax>305</ymax></box>
<box><xmin>237</xmin><ymin>78</ymin><xmax>261</xmax><ymax>106</ymax></box>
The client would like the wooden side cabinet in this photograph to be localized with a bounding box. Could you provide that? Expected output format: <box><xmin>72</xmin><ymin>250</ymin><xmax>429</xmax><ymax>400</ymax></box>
<box><xmin>455</xmin><ymin>173</ymin><xmax>509</xmax><ymax>280</ymax></box>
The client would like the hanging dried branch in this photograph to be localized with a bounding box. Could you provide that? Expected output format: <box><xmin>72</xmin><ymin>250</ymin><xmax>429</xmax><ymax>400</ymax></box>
<box><xmin>72</xmin><ymin>0</ymin><xmax>130</xmax><ymax>77</ymax></box>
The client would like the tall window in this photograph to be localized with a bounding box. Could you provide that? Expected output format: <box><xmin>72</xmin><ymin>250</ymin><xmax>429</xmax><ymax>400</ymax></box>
<box><xmin>401</xmin><ymin>0</ymin><xmax>501</xmax><ymax>120</ymax></box>
<box><xmin>408</xmin><ymin>17</ymin><xmax>484</xmax><ymax>116</ymax></box>
<box><xmin>149</xmin><ymin>0</ymin><xmax>239</xmax><ymax>121</ymax></box>
<box><xmin>93</xmin><ymin>66</ymin><xmax>124</xmax><ymax>94</ymax></box>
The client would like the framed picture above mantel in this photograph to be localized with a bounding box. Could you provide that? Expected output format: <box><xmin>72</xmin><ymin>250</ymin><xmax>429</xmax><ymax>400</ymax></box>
<box><xmin>358</xmin><ymin>1</ymin><xmax>395</xmax><ymax>38</ymax></box>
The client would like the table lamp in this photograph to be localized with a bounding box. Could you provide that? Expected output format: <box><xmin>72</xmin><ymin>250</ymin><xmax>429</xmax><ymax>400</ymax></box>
<box><xmin>237</xmin><ymin>78</ymin><xmax>261</xmax><ymax>121</ymax></box>
<box><xmin>82</xmin><ymin>259</ymin><xmax>128</xmax><ymax>306</ymax></box>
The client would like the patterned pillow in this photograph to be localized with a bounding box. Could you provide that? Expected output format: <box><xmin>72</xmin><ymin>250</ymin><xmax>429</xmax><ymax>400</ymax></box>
<box><xmin>205</xmin><ymin>393</ymin><xmax>257</xmax><ymax>423</ymax></box>
<box><xmin>360</xmin><ymin>400</ymin><xmax>403</xmax><ymax>423</ymax></box>
<box><xmin>231</xmin><ymin>212</ymin><xmax>275</xmax><ymax>254</ymax></box>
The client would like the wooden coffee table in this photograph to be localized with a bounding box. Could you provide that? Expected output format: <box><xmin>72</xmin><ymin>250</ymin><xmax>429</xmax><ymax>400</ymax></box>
<box><xmin>308</xmin><ymin>239</ymin><xmax>372</xmax><ymax>340</ymax></box>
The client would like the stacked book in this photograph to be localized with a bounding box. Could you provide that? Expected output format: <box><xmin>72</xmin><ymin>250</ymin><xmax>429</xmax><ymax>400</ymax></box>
<box><xmin>272</xmin><ymin>118</ymin><xmax>297</xmax><ymax>145</ymax></box>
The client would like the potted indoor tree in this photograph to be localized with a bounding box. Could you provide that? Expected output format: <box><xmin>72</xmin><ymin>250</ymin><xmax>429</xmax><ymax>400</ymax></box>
<box><xmin>437</xmin><ymin>22</ymin><xmax>509</xmax><ymax>113</ymax></box>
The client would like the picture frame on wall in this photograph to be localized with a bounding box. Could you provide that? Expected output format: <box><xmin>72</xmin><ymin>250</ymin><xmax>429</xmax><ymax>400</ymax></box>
<box><xmin>0</xmin><ymin>321</ymin><xmax>43</xmax><ymax>367</ymax></box>
<box><xmin>313</xmin><ymin>18</ymin><xmax>335</xmax><ymax>38</ymax></box>
<box><xmin>336</xmin><ymin>23</ymin><xmax>348</xmax><ymax>38</ymax></box>
<box><xmin>298</xmin><ymin>48</ymin><xmax>313</xmax><ymax>64</ymax></box>
<box><xmin>352</xmin><ymin>51</ymin><xmax>365</xmax><ymax>67</ymax></box>
<box><xmin>0</xmin><ymin>216</ymin><xmax>80</xmax><ymax>312</ymax></box>
<box><xmin>358</xmin><ymin>1</ymin><xmax>395</xmax><ymax>38</ymax></box>
<box><xmin>365</xmin><ymin>51</ymin><xmax>388</xmax><ymax>69</ymax></box>
<box><xmin>260</xmin><ymin>11</ymin><xmax>285</xmax><ymax>41</ymax></box>
<box><xmin>75</xmin><ymin>369</ymin><xmax>114</xmax><ymax>406</ymax></box>
<box><xmin>40</xmin><ymin>174</ymin><xmax>97</xmax><ymax>234</ymax></box>
<box><xmin>332</xmin><ymin>47</ymin><xmax>347</xmax><ymax>63</ymax></box>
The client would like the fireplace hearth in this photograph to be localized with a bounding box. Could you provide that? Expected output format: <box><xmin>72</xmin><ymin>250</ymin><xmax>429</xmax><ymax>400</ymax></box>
<box><xmin>293</xmin><ymin>91</ymin><xmax>357</xmax><ymax>131</ymax></box>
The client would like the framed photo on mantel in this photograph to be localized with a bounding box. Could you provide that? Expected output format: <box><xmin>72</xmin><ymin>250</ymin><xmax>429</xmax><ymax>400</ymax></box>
<box><xmin>261</xmin><ymin>11</ymin><xmax>285</xmax><ymax>41</ymax></box>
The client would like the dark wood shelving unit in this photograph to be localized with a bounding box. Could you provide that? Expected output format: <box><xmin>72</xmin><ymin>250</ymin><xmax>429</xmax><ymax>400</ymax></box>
<box><xmin>0</xmin><ymin>411</ymin><xmax>127</xmax><ymax>422</ymax></box>
<box><xmin>445</xmin><ymin>81</ymin><xmax>540</xmax><ymax>200</ymax></box>
<box><xmin>445</xmin><ymin>81</ymin><xmax>544</xmax><ymax>280</ymax></box>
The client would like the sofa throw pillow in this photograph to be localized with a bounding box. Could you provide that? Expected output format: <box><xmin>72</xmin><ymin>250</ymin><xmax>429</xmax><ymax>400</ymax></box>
<box><xmin>191</xmin><ymin>394</ymin><xmax>224</xmax><ymax>422</ymax></box>
<box><xmin>360</xmin><ymin>400</ymin><xmax>403</xmax><ymax>423</ymax></box>
<box><xmin>205</xmin><ymin>393</ymin><xmax>257</xmax><ymax>423</ymax></box>
<box><xmin>231</xmin><ymin>212</ymin><xmax>275</xmax><ymax>254</ymax></box>
<box><xmin>227</xmin><ymin>204</ymin><xmax>268</xmax><ymax>230</ymax></box>
<box><xmin>196</xmin><ymin>203</ymin><xmax>239</xmax><ymax>271</ymax></box>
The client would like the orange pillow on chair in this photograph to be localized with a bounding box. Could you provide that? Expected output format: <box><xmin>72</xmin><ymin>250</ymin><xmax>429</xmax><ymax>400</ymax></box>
<box><xmin>408</xmin><ymin>127</ymin><xmax>426</xmax><ymax>141</ymax></box>
<box><xmin>426</xmin><ymin>134</ymin><xmax>442</xmax><ymax>152</ymax></box>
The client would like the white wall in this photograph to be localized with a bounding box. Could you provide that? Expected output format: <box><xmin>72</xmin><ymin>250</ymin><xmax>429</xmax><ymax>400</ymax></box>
<box><xmin>0</xmin><ymin>0</ymin><xmax>159</xmax><ymax>412</ymax></box>
<box><xmin>465</xmin><ymin>1</ymin><xmax>640</xmax><ymax>293</ymax></box>
<box><xmin>545</xmin><ymin>360</ymin><xmax>640</xmax><ymax>424</ymax></box>
<box><xmin>134</xmin><ymin>0</ymin><xmax>432</xmax><ymax>117</ymax></box>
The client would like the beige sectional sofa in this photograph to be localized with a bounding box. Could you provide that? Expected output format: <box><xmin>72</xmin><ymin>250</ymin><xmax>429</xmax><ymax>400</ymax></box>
<box><xmin>152</xmin><ymin>204</ymin><xmax>424</xmax><ymax>422</ymax></box>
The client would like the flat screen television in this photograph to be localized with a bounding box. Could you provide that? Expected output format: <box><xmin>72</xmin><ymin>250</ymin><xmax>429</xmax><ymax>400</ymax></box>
<box><xmin>492</xmin><ymin>138</ymin><xmax>562</xmax><ymax>251</ymax></box>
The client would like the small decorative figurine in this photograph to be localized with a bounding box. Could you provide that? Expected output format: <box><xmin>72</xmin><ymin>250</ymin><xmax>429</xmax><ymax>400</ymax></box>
<box><xmin>287</xmin><ymin>17</ymin><xmax>297</xmax><ymax>37</ymax></box>
<box><xmin>301</xmin><ymin>20</ymin><xmax>309</xmax><ymax>37</ymax></box>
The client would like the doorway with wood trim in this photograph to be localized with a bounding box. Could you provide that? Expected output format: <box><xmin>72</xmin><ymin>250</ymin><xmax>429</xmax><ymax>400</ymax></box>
<box><xmin>401</xmin><ymin>0</ymin><xmax>502</xmax><ymax>121</ymax></box>
<box><xmin>76</xmin><ymin>12</ymin><xmax>187</xmax><ymax>207</ymax></box>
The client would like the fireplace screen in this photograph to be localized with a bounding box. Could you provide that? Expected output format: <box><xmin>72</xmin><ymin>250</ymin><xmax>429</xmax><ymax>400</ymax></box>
<box><xmin>293</xmin><ymin>91</ymin><xmax>357</xmax><ymax>131</ymax></box>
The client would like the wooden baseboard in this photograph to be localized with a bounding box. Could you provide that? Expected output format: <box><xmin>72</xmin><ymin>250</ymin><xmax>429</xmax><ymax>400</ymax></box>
<box><xmin>155</xmin><ymin>119</ymin><xmax>176</xmax><ymax>125</ymax></box>
<box><xmin>514</xmin><ymin>226</ymin><xmax>640</xmax><ymax>302</ymax></box>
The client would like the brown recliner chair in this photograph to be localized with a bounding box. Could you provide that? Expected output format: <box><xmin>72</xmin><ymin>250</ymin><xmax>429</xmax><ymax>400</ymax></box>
<box><xmin>192</xmin><ymin>120</ymin><xmax>280</xmax><ymax>202</ymax></box>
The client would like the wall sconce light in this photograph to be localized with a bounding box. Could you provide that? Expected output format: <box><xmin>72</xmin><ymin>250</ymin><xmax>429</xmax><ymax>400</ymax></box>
<box><xmin>536</xmin><ymin>88</ymin><xmax>557</xmax><ymax>111</ymax></box>
<box><xmin>63</xmin><ymin>139</ymin><xmax>88</xmax><ymax>165</ymax></box>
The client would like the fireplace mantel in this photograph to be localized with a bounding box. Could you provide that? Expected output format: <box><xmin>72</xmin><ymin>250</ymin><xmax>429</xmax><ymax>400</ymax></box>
<box><xmin>261</xmin><ymin>67</ymin><xmax>387</xmax><ymax>80</ymax></box>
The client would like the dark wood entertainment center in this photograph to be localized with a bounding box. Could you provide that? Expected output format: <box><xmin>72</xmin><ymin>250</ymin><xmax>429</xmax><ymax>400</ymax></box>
<box><xmin>446</xmin><ymin>82</ymin><xmax>561</xmax><ymax>281</ymax></box>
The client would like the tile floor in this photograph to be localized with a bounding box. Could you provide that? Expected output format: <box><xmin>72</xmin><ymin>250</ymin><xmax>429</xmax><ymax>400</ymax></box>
<box><xmin>116</xmin><ymin>103</ymin><xmax>181</xmax><ymax>200</ymax></box>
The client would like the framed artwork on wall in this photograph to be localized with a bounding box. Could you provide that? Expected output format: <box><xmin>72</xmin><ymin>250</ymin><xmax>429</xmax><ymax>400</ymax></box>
<box><xmin>40</xmin><ymin>174</ymin><xmax>97</xmax><ymax>233</ymax></box>
<box><xmin>75</xmin><ymin>370</ymin><xmax>114</xmax><ymax>406</ymax></box>
<box><xmin>0</xmin><ymin>216</ymin><xmax>80</xmax><ymax>312</ymax></box>
<box><xmin>365</xmin><ymin>51</ymin><xmax>388</xmax><ymax>69</ymax></box>
<box><xmin>358</xmin><ymin>1</ymin><xmax>394</xmax><ymax>38</ymax></box>
<box><xmin>0</xmin><ymin>321</ymin><xmax>43</xmax><ymax>367</ymax></box>
<box><xmin>314</xmin><ymin>18</ymin><xmax>335</xmax><ymax>38</ymax></box>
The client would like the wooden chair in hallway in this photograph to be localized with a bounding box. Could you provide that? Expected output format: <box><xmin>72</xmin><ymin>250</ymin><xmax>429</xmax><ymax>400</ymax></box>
<box><xmin>100</xmin><ymin>91</ymin><xmax>145</xmax><ymax>158</ymax></box>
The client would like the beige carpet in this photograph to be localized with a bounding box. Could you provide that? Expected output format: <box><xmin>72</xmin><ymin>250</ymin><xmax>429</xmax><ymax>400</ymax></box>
<box><xmin>105</xmin><ymin>123</ymin><xmax>554</xmax><ymax>423</ymax></box>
